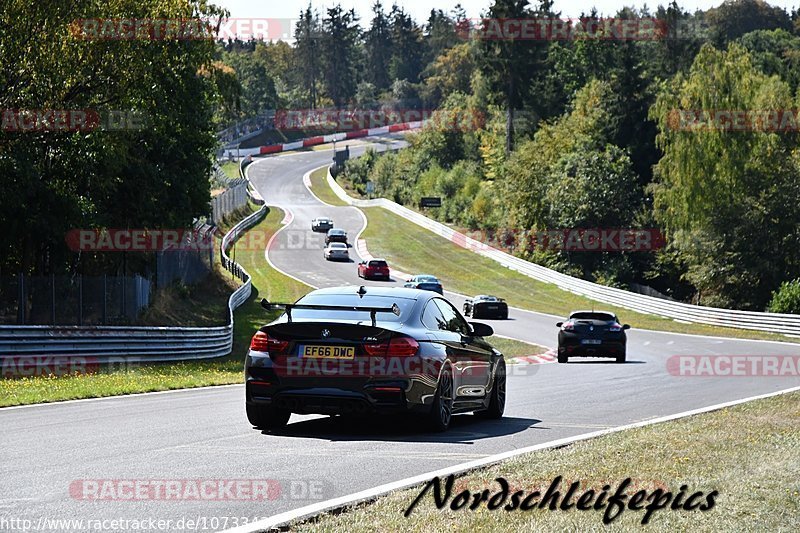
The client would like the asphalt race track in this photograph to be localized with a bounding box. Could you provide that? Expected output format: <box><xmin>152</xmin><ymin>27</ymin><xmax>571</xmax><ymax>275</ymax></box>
<box><xmin>2</xmin><ymin>137</ymin><xmax>799</xmax><ymax>531</ymax></box>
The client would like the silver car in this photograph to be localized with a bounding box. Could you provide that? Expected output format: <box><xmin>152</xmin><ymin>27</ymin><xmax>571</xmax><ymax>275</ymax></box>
<box><xmin>311</xmin><ymin>217</ymin><xmax>334</xmax><ymax>232</ymax></box>
<box><xmin>323</xmin><ymin>242</ymin><xmax>349</xmax><ymax>261</ymax></box>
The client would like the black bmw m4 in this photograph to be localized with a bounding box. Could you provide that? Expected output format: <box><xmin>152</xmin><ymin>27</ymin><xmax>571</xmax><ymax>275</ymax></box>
<box><xmin>245</xmin><ymin>286</ymin><xmax>506</xmax><ymax>432</ymax></box>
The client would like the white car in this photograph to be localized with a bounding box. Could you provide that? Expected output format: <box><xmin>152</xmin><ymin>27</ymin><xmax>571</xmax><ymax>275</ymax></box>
<box><xmin>311</xmin><ymin>217</ymin><xmax>334</xmax><ymax>232</ymax></box>
<box><xmin>323</xmin><ymin>242</ymin><xmax>349</xmax><ymax>261</ymax></box>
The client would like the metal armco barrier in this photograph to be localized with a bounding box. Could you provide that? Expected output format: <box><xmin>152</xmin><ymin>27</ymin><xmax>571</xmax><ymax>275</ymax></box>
<box><xmin>0</xmin><ymin>205</ymin><xmax>267</xmax><ymax>364</ymax></box>
<box><xmin>327</xmin><ymin>167</ymin><xmax>800</xmax><ymax>337</ymax></box>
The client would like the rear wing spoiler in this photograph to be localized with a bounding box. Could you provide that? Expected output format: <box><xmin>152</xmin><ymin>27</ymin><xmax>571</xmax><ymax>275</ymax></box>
<box><xmin>261</xmin><ymin>298</ymin><xmax>401</xmax><ymax>327</ymax></box>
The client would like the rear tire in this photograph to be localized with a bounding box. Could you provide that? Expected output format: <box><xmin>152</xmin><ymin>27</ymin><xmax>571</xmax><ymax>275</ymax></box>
<box><xmin>247</xmin><ymin>404</ymin><xmax>291</xmax><ymax>430</ymax></box>
<box><xmin>557</xmin><ymin>348</ymin><xmax>568</xmax><ymax>364</ymax></box>
<box><xmin>428</xmin><ymin>366</ymin><xmax>454</xmax><ymax>432</ymax></box>
<box><xmin>616</xmin><ymin>351</ymin><xmax>626</xmax><ymax>364</ymax></box>
<box><xmin>475</xmin><ymin>360</ymin><xmax>505</xmax><ymax>419</ymax></box>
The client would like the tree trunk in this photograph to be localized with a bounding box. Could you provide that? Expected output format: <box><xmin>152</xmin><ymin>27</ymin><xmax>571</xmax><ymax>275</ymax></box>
<box><xmin>505</xmin><ymin>76</ymin><xmax>515</xmax><ymax>155</ymax></box>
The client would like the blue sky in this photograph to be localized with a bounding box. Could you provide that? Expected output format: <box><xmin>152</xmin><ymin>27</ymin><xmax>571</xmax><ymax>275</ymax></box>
<box><xmin>216</xmin><ymin>0</ymin><xmax>799</xmax><ymax>24</ymax></box>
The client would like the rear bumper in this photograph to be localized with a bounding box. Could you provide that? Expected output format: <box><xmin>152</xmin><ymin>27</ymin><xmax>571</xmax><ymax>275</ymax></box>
<box><xmin>245</xmin><ymin>353</ymin><xmax>440</xmax><ymax>416</ymax></box>
<box><xmin>558</xmin><ymin>339</ymin><xmax>626</xmax><ymax>357</ymax></box>
<box><xmin>247</xmin><ymin>385</ymin><xmax>424</xmax><ymax>415</ymax></box>
<box><xmin>364</xmin><ymin>271</ymin><xmax>391</xmax><ymax>280</ymax></box>
<box><xmin>472</xmin><ymin>305</ymin><xmax>508</xmax><ymax>318</ymax></box>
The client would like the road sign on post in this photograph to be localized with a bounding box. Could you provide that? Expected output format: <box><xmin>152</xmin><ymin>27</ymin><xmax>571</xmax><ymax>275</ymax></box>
<box><xmin>419</xmin><ymin>197</ymin><xmax>442</xmax><ymax>208</ymax></box>
<box><xmin>331</xmin><ymin>146</ymin><xmax>350</xmax><ymax>177</ymax></box>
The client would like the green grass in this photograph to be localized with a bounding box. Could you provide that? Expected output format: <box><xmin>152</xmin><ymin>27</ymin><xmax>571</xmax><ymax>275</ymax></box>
<box><xmin>0</xmin><ymin>207</ymin><xmax>311</xmax><ymax>407</ymax></box>
<box><xmin>0</xmin><ymin>361</ymin><xmax>244</xmax><ymax>406</ymax></box>
<box><xmin>293</xmin><ymin>390</ymin><xmax>800</xmax><ymax>532</ymax></box>
<box><xmin>490</xmin><ymin>336</ymin><xmax>547</xmax><ymax>358</ymax></box>
<box><xmin>219</xmin><ymin>161</ymin><xmax>241</xmax><ymax>180</ymax></box>
<box><xmin>359</xmin><ymin>207</ymin><xmax>788</xmax><ymax>342</ymax></box>
<box><xmin>309</xmin><ymin>166</ymin><xmax>348</xmax><ymax>206</ymax></box>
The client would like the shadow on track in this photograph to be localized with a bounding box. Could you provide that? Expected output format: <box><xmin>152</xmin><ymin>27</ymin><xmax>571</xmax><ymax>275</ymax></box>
<box><xmin>260</xmin><ymin>415</ymin><xmax>540</xmax><ymax>444</ymax></box>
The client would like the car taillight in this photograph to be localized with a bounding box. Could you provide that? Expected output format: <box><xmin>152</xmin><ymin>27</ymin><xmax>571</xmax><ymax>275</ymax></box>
<box><xmin>250</xmin><ymin>331</ymin><xmax>289</xmax><ymax>354</ymax></box>
<box><xmin>363</xmin><ymin>336</ymin><xmax>419</xmax><ymax>357</ymax></box>
<box><xmin>609</xmin><ymin>324</ymin><xmax>622</xmax><ymax>332</ymax></box>
<box><xmin>561</xmin><ymin>321</ymin><xmax>575</xmax><ymax>331</ymax></box>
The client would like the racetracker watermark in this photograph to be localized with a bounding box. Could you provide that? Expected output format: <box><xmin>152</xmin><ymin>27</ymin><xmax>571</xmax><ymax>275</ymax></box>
<box><xmin>667</xmin><ymin>355</ymin><xmax>800</xmax><ymax>377</ymax></box>
<box><xmin>69</xmin><ymin>18</ymin><xmax>296</xmax><ymax>41</ymax></box>
<box><xmin>2</xmin><ymin>356</ymin><xmax>139</xmax><ymax>378</ymax></box>
<box><xmin>274</xmin><ymin>109</ymin><xmax>484</xmax><ymax>132</ymax></box>
<box><xmin>258</xmin><ymin>228</ymin><xmax>665</xmax><ymax>254</ymax></box>
<box><xmin>666</xmin><ymin>109</ymin><xmax>800</xmax><ymax>132</ymax></box>
<box><xmin>0</xmin><ymin>515</ymin><xmax>274</xmax><ymax>532</ymax></box>
<box><xmin>452</xmin><ymin>228</ymin><xmax>665</xmax><ymax>253</ymax></box>
<box><xmin>65</xmin><ymin>228</ymin><xmax>216</xmax><ymax>252</ymax></box>
<box><xmin>458</xmin><ymin>18</ymin><xmax>669</xmax><ymax>41</ymax></box>
<box><xmin>260</xmin><ymin>356</ymin><xmax>538</xmax><ymax>378</ymax></box>
<box><xmin>527</xmin><ymin>229</ymin><xmax>665</xmax><ymax>252</ymax></box>
<box><xmin>69</xmin><ymin>479</ymin><xmax>329</xmax><ymax>501</ymax></box>
<box><xmin>1</xmin><ymin>109</ymin><xmax>146</xmax><ymax>132</ymax></box>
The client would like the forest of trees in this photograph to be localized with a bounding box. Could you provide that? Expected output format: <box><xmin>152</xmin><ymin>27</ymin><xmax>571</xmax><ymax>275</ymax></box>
<box><xmin>1</xmin><ymin>0</ymin><xmax>226</xmax><ymax>278</ymax></box>
<box><xmin>216</xmin><ymin>0</ymin><xmax>800</xmax><ymax>312</ymax></box>
<box><xmin>2</xmin><ymin>0</ymin><xmax>800</xmax><ymax>313</ymax></box>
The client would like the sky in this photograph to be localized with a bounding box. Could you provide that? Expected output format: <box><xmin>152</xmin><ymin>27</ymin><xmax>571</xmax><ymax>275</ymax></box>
<box><xmin>216</xmin><ymin>0</ymin><xmax>800</xmax><ymax>24</ymax></box>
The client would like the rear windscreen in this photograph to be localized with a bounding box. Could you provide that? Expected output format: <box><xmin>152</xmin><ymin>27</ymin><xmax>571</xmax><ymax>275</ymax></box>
<box><xmin>571</xmin><ymin>312</ymin><xmax>616</xmax><ymax>321</ymax></box>
<box><xmin>369</xmin><ymin>261</ymin><xmax>387</xmax><ymax>267</ymax></box>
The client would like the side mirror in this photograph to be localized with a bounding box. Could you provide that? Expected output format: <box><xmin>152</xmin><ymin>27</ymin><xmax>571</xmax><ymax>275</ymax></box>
<box><xmin>623</xmin><ymin>324</ymin><xmax>631</xmax><ymax>330</ymax></box>
<box><xmin>469</xmin><ymin>322</ymin><xmax>494</xmax><ymax>337</ymax></box>
<box><xmin>556</xmin><ymin>321</ymin><xmax>563</xmax><ymax>327</ymax></box>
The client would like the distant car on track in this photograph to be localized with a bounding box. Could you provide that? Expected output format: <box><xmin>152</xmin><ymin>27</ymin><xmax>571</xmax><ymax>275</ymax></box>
<box><xmin>325</xmin><ymin>228</ymin><xmax>348</xmax><ymax>245</ymax></box>
<box><xmin>245</xmin><ymin>286</ymin><xmax>506</xmax><ymax>432</ymax></box>
<box><xmin>556</xmin><ymin>311</ymin><xmax>630</xmax><ymax>364</ymax></box>
<box><xmin>311</xmin><ymin>217</ymin><xmax>334</xmax><ymax>232</ymax></box>
<box><xmin>323</xmin><ymin>242</ymin><xmax>349</xmax><ymax>261</ymax></box>
<box><xmin>463</xmin><ymin>295</ymin><xmax>508</xmax><ymax>319</ymax></box>
<box><xmin>358</xmin><ymin>258</ymin><xmax>391</xmax><ymax>280</ymax></box>
<box><xmin>404</xmin><ymin>274</ymin><xmax>443</xmax><ymax>294</ymax></box>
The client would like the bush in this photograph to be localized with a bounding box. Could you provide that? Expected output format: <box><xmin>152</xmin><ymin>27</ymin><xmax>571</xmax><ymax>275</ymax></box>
<box><xmin>767</xmin><ymin>279</ymin><xmax>800</xmax><ymax>314</ymax></box>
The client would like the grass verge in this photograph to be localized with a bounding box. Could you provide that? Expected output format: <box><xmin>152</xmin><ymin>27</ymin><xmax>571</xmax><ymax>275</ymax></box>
<box><xmin>219</xmin><ymin>161</ymin><xmax>241</xmax><ymax>180</ymax></box>
<box><xmin>311</xmin><ymin>169</ymin><xmax>791</xmax><ymax>342</ymax></box>
<box><xmin>491</xmin><ymin>337</ymin><xmax>547</xmax><ymax>359</ymax></box>
<box><xmin>309</xmin><ymin>166</ymin><xmax>348</xmax><ymax>206</ymax></box>
<box><xmin>0</xmin><ymin>206</ymin><xmax>310</xmax><ymax>407</ymax></box>
<box><xmin>359</xmin><ymin>207</ymin><xmax>787</xmax><ymax>342</ymax></box>
<box><xmin>294</xmin><ymin>390</ymin><xmax>800</xmax><ymax>532</ymax></box>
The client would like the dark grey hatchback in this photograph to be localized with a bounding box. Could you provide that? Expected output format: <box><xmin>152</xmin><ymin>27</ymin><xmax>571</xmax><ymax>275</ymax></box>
<box><xmin>245</xmin><ymin>286</ymin><xmax>506</xmax><ymax>432</ymax></box>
